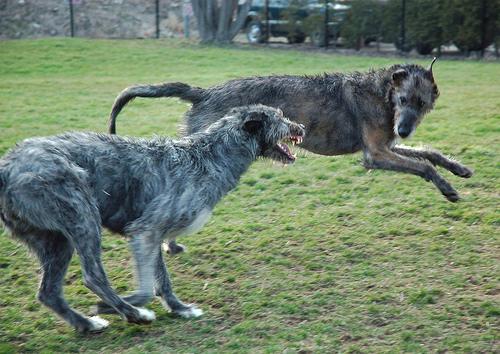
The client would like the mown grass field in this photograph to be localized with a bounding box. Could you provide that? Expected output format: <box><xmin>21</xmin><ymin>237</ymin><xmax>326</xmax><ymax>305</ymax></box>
<box><xmin>0</xmin><ymin>39</ymin><xmax>498</xmax><ymax>353</ymax></box>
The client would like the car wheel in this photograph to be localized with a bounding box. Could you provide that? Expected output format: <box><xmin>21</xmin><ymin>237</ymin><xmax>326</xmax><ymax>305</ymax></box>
<box><xmin>246</xmin><ymin>20</ymin><xmax>265</xmax><ymax>44</ymax></box>
<box><xmin>287</xmin><ymin>33</ymin><xmax>306</xmax><ymax>44</ymax></box>
<box><xmin>310</xmin><ymin>29</ymin><xmax>326</xmax><ymax>47</ymax></box>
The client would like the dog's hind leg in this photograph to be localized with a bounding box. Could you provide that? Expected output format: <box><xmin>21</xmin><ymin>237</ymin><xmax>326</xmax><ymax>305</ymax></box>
<box><xmin>27</xmin><ymin>231</ymin><xmax>109</xmax><ymax>333</ymax></box>
<box><xmin>154</xmin><ymin>246</ymin><xmax>203</xmax><ymax>318</ymax></box>
<box><xmin>392</xmin><ymin>146</ymin><xmax>473</xmax><ymax>178</ymax></box>
<box><xmin>6</xmin><ymin>168</ymin><xmax>155</xmax><ymax>327</ymax></box>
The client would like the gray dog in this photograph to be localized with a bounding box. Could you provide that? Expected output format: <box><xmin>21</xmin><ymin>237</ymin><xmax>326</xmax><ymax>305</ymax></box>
<box><xmin>109</xmin><ymin>59</ymin><xmax>473</xmax><ymax>206</ymax></box>
<box><xmin>0</xmin><ymin>105</ymin><xmax>305</xmax><ymax>332</ymax></box>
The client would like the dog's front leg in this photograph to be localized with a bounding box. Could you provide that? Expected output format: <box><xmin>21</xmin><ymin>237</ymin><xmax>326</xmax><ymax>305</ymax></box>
<box><xmin>95</xmin><ymin>231</ymin><xmax>159</xmax><ymax>315</ymax></box>
<box><xmin>363</xmin><ymin>148</ymin><xmax>460</xmax><ymax>202</ymax></box>
<box><xmin>154</xmin><ymin>246</ymin><xmax>203</xmax><ymax>318</ymax></box>
<box><xmin>392</xmin><ymin>145</ymin><xmax>473</xmax><ymax>178</ymax></box>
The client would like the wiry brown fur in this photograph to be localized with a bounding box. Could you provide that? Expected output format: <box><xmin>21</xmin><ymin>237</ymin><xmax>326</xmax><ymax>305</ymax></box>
<box><xmin>108</xmin><ymin>60</ymin><xmax>472</xmax><ymax>206</ymax></box>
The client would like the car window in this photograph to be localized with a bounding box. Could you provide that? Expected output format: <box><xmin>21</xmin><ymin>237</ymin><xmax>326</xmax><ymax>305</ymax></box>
<box><xmin>252</xmin><ymin>0</ymin><xmax>290</xmax><ymax>8</ymax></box>
<box><xmin>271</xmin><ymin>0</ymin><xmax>289</xmax><ymax>7</ymax></box>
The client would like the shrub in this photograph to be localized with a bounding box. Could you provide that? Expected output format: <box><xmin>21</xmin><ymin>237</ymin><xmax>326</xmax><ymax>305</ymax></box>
<box><xmin>407</xmin><ymin>0</ymin><xmax>444</xmax><ymax>54</ymax></box>
<box><xmin>441</xmin><ymin>0</ymin><xmax>500</xmax><ymax>52</ymax></box>
<box><xmin>383</xmin><ymin>0</ymin><xmax>443</xmax><ymax>53</ymax></box>
<box><xmin>341</xmin><ymin>0</ymin><xmax>384</xmax><ymax>49</ymax></box>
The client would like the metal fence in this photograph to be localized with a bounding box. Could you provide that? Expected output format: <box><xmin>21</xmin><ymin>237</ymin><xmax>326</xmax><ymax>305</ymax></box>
<box><xmin>65</xmin><ymin>0</ymin><xmax>179</xmax><ymax>39</ymax></box>
<box><xmin>0</xmin><ymin>0</ymin><xmax>190</xmax><ymax>40</ymax></box>
<box><xmin>1</xmin><ymin>0</ymin><xmax>498</xmax><ymax>58</ymax></box>
<box><xmin>246</xmin><ymin>0</ymin><xmax>499</xmax><ymax>58</ymax></box>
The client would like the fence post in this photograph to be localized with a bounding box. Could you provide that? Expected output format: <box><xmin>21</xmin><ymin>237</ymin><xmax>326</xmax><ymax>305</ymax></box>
<box><xmin>69</xmin><ymin>0</ymin><xmax>75</xmax><ymax>37</ymax></box>
<box><xmin>400</xmin><ymin>0</ymin><xmax>406</xmax><ymax>52</ymax></box>
<box><xmin>155</xmin><ymin>0</ymin><xmax>160</xmax><ymax>38</ymax></box>
<box><xmin>480</xmin><ymin>0</ymin><xmax>487</xmax><ymax>58</ymax></box>
<box><xmin>324</xmin><ymin>0</ymin><xmax>329</xmax><ymax>48</ymax></box>
<box><xmin>265</xmin><ymin>0</ymin><xmax>270</xmax><ymax>42</ymax></box>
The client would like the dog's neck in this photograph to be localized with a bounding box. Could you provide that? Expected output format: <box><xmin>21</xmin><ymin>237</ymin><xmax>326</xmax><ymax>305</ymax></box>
<box><xmin>362</xmin><ymin>68</ymin><xmax>398</xmax><ymax>119</ymax></box>
<box><xmin>366</xmin><ymin>68</ymin><xmax>396</xmax><ymax>100</ymax></box>
<box><xmin>175</xmin><ymin>128</ymin><xmax>257</xmax><ymax>200</ymax></box>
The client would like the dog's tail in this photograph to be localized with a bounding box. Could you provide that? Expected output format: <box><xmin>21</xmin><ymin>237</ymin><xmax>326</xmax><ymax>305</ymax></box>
<box><xmin>108</xmin><ymin>82</ymin><xmax>205</xmax><ymax>134</ymax></box>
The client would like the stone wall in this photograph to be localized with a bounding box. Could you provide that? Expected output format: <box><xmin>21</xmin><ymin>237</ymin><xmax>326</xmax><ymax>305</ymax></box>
<box><xmin>0</xmin><ymin>0</ymin><xmax>196</xmax><ymax>39</ymax></box>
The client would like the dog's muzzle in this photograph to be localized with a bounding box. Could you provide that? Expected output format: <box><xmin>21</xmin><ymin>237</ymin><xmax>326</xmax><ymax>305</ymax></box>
<box><xmin>397</xmin><ymin>109</ymin><xmax>418</xmax><ymax>138</ymax></box>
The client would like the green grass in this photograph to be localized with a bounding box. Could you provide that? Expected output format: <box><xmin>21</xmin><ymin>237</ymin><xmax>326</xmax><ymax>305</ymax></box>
<box><xmin>0</xmin><ymin>38</ymin><xmax>499</xmax><ymax>353</ymax></box>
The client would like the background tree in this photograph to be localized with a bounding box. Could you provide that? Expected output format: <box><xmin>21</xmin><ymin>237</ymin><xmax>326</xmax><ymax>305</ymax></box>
<box><xmin>383</xmin><ymin>0</ymin><xmax>443</xmax><ymax>54</ymax></box>
<box><xmin>406</xmin><ymin>0</ymin><xmax>443</xmax><ymax>55</ymax></box>
<box><xmin>341</xmin><ymin>0</ymin><xmax>384</xmax><ymax>50</ymax></box>
<box><xmin>441</xmin><ymin>0</ymin><xmax>500</xmax><ymax>53</ymax></box>
<box><xmin>191</xmin><ymin>0</ymin><xmax>251</xmax><ymax>44</ymax></box>
<box><xmin>381</xmin><ymin>0</ymin><xmax>404</xmax><ymax>50</ymax></box>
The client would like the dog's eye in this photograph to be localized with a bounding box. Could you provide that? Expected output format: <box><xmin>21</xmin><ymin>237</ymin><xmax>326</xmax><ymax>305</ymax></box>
<box><xmin>400</xmin><ymin>96</ymin><xmax>407</xmax><ymax>105</ymax></box>
<box><xmin>418</xmin><ymin>98</ymin><xmax>425</xmax><ymax>108</ymax></box>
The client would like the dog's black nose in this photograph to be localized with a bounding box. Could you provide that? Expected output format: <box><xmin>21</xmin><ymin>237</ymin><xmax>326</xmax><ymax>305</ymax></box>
<box><xmin>398</xmin><ymin>126</ymin><xmax>411</xmax><ymax>138</ymax></box>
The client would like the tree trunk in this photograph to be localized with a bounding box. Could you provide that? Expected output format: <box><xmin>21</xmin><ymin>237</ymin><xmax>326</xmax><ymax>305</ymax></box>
<box><xmin>192</xmin><ymin>0</ymin><xmax>251</xmax><ymax>44</ymax></box>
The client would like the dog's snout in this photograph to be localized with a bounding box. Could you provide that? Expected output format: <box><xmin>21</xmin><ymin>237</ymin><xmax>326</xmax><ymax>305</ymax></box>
<box><xmin>397</xmin><ymin>125</ymin><xmax>411</xmax><ymax>138</ymax></box>
<box><xmin>397</xmin><ymin>109</ymin><xmax>418</xmax><ymax>138</ymax></box>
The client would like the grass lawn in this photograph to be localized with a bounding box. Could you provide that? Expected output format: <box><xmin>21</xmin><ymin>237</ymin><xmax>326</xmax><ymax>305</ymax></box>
<box><xmin>0</xmin><ymin>39</ymin><xmax>498</xmax><ymax>353</ymax></box>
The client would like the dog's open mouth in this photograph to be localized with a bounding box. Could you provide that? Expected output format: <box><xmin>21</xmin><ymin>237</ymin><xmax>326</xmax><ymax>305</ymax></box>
<box><xmin>269</xmin><ymin>135</ymin><xmax>303</xmax><ymax>164</ymax></box>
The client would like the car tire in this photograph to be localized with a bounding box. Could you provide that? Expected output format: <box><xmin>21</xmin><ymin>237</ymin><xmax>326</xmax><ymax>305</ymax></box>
<box><xmin>310</xmin><ymin>28</ymin><xmax>326</xmax><ymax>47</ymax></box>
<box><xmin>287</xmin><ymin>33</ymin><xmax>306</xmax><ymax>44</ymax></box>
<box><xmin>246</xmin><ymin>20</ymin><xmax>265</xmax><ymax>44</ymax></box>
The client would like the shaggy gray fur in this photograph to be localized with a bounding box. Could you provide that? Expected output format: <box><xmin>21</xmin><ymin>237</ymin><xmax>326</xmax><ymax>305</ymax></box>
<box><xmin>109</xmin><ymin>59</ymin><xmax>473</xmax><ymax>204</ymax></box>
<box><xmin>0</xmin><ymin>105</ymin><xmax>305</xmax><ymax>332</ymax></box>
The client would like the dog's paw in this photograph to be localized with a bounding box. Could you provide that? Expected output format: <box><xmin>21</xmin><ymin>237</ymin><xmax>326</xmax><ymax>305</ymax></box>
<box><xmin>88</xmin><ymin>316</ymin><xmax>109</xmax><ymax>332</ymax></box>
<box><xmin>175</xmin><ymin>304</ymin><xmax>203</xmax><ymax>319</ymax></box>
<box><xmin>126</xmin><ymin>307</ymin><xmax>156</xmax><ymax>324</ymax></box>
<box><xmin>444</xmin><ymin>190</ymin><xmax>460</xmax><ymax>202</ymax></box>
<box><xmin>163</xmin><ymin>241</ymin><xmax>186</xmax><ymax>255</ymax></box>
<box><xmin>454</xmin><ymin>165</ymin><xmax>473</xmax><ymax>178</ymax></box>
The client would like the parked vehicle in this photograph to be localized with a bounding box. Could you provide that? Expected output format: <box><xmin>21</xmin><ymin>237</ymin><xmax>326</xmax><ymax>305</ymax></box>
<box><xmin>244</xmin><ymin>0</ymin><xmax>350</xmax><ymax>46</ymax></box>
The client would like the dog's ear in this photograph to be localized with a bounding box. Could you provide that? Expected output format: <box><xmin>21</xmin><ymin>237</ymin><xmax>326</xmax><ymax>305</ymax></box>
<box><xmin>243</xmin><ymin>112</ymin><xmax>265</xmax><ymax>134</ymax></box>
<box><xmin>391</xmin><ymin>69</ymin><xmax>408</xmax><ymax>86</ymax></box>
